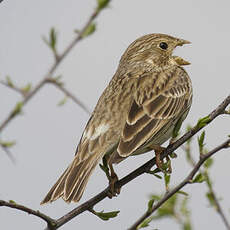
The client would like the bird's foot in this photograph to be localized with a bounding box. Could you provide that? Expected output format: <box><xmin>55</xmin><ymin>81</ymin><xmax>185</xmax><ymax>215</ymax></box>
<box><xmin>107</xmin><ymin>163</ymin><xmax>120</xmax><ymax>198</ymax></box>
<box><xmin>108</xmin><ymin>172</ymin><xmax>120</xmax><ymax>198</ymax></box>
<box><xmin>155</xmin><ymin>147</ymin><xmax>172</xmax><ymax>174</ymax></box>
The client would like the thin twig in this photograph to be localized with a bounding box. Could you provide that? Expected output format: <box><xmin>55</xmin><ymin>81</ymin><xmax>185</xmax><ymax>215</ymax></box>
<box><xmin>0</xmin><ymin>5</ymin><xmax>103</xmax><ymax>133</ymax></box>
<box><xmin>0</xmin><ymin>80</ymin><xmax>25</xmax><ymax>97</ymax></box>
<box><xmin>183</xmin><ymin>137</ymin><xmax>230</xmax><ymax>229</ymax></box>
<box><xmin>0</xmin><ymin>200</ymin><xmax>56</xmax><ymax>229</ymax></box>
<box><xmin>128</xmin><ymin>139</ymin><xmax>230</xmax><ymax>230</ymax></box>
<box><xmin>46</xmin><ymin>78</ymin><xmax>91</xmax><ymax>114</ymax></box>
<box><xmin>0</xmin><ymin>145</ymin><xmax>16</xmax><ymax>164</ymax></box>
<box><xmin>207</xmin><ymin>176</ymin><xmax>230</xmax><ymax>230</ymax></box>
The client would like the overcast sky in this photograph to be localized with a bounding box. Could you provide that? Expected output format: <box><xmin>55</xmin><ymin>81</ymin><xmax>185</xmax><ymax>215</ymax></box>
<box><xmin>0</xmin><ymin>0</ymin><xmax>230</xmax><ymax>229</ymax></box>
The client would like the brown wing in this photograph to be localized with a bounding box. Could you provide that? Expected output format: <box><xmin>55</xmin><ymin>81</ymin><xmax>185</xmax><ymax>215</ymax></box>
<box><xmin>117</xmin><ymin>67</ymin><xmax>192</xmax><ymax>157</ymax></box>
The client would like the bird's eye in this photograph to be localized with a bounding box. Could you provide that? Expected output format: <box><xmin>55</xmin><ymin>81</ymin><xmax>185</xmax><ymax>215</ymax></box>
<box><xmin>159</xmin><ymin>42</ymin><xmax>168</xmax><ymax>50</ymax></box>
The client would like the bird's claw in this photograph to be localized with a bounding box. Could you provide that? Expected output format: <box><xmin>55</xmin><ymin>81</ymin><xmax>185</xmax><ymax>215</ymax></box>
<box><xmin>156</xmin><ymin>151</ymin><xmax>172</xmax><ymax>174</ymax></box>
<box><xmin>108</xmin><ymin>173</ymin><xmax>120</xmax><ymax>198</ymax></box>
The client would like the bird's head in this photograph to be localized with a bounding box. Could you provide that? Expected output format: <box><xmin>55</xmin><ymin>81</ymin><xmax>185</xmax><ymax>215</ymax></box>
<box><xmin>120</xmin><ymin>33</ymin><xmax>191</xmax><ymax>68</ymax></box>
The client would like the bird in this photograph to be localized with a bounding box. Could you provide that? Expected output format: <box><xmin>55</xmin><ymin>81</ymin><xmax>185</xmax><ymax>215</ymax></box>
<box><xmin>41</xmin><ymin>33</ymin><xmax>192</xmax><ymax>204</ymax></box>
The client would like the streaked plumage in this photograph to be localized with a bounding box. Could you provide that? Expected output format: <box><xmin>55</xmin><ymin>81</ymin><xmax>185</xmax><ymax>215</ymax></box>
<box><xmin>41</xmin><ymin>33</ymin><xmax>192</xmax><ymax>204</ymax></box>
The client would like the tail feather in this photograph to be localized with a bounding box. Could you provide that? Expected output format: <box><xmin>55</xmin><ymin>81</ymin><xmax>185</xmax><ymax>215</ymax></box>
<box><xmin>40</xmin><ymin>167</ymin><xmax>69</xmax><ymax>205</ymax></box>
<box><xmin>64</xmin><ymin>154</ymin><xmax>99</xmax><ymax>202</ymax></box>
<box><xmin>65</xmin><ymin>158</ymin><xmax>99</xmax><ymax>202</ymax></box>
<box><xmin>41</xmin><ymin>155</ymin><xmax>100</xmax><ymax>204</ymax></box>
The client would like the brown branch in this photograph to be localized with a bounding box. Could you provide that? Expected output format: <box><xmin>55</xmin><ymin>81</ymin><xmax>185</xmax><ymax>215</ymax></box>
<box><xmin>128</xmin><ymin>138</ymin><xmax>230</xmax><ymax>230</ymax></box>
<box><xmin>183</xmin><ymin>138</ymin><xmax>230</xmax><ymax>229</ymax></box>
<box><xmin>0</xmin><ymin>94</ymin><xmax>229</xmax><ymax>229</ymax></box>
<box><xmin>0</xmin><ymin>200</ymin><xmax>56</xmax><ymax>229</ymax></box>
<box><xmin>46</xmin><ymin>78</ymin><xmax>91</xmax><ymax>114</ymax></box>
<box><xmin>0</xmin><ymin>80</ymin><xmax>26</xmax><ymax>97</ymax></box>
<box><xmin>207</xmin><ymin>176</ymin><xmax>230</xmax><ymax>230</ymax></box>
<box><xmin>0</xmin><ymin>4</ymin><xmax>104</xmax><ymax>133</ymax></box>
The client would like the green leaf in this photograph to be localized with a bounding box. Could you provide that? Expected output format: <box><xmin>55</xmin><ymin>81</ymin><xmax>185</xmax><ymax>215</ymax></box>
<box><xmin>192</xmin><ymin>173</ymin><xmax>205</xmax><ymax>183</ymax></box>
<box><xmin>180</xmin><ymin>197</ymin><xmax>190</xmax><ymax>216</ymax></box>
<box><xmin>183</xmin><ymin>221</ymin><xmax>192</xmax><ymax>230</ymax></box>
<box><xmin>9</xmin><ymin>200</ymin><xmax>16</xmax><ymax>204</ymax></box>
<box><xmin>94</xmin><ymin>210</ymin><xmax>120</xmax><ymax>221</ymax></box>
<box><xmin>53</xmin><ymin>75</ymin><xmax>62</xmax><ymax>82</ymax></box>
<box><xmin>43</xmin><ymin>27</ymin><xmax>58</xmax><ymax>53</ymax></box>
<box><xmin>147</xmin><ymin>170</ymin><xmax>162</xmax><ymax>179</ymax></box>
<box><xmin>11</xmin><ymin>101</ymin><xmax>23</xmax><ymax>117</ymax></box>
<box><xmin>206</xmin><ymin>192</ymin><xmax>216</xmax><ymax>208</ymax></box>
<box><xmin>97</xmin><ymin>0</ymin><xmax>110</xmax><ymax>11</ymax></box>
<box><xmin>156</xmin><ymin>194</ymin><xmax>177</xmax><ymax>218</ymax></box>
<box><xmin>186</xmin><ymin>124</ymin><xmax>192</xmax><ymax>132</ymax></box>
<box><xmin>149</xmin><ymin>194</ymin><xmax>161</xmax><ymax>201</ymax></box>
<box><xmin>57</xmin><ymin>97</ymin><xmax>68</xmax><ymax>106</ymax></box>
<box><xmin>82</xmin><ymin>23</ymin><xmax>96</xmax><ymax>38</ymax></box>
<box><xmin>177</xmin><ymin>190</ymin><xmax>189</xmax><ymax>196</ymax></box>
<box><xmin>21</xmin><ymin>83</ymin><xmax>32</xmax><ymax>94</ymax></box>
<box><xmin>185</xmin><ymin>125</ymin><xmax>193</xmax><ymax>145</ymax></box>
<box><xmin>198</xmin><ymin>131</ymin><xmax>205</xmax><ymax>154</ymax></box>
<box><xmin>169</xmin><ymin>152</ymin><xmax>177</xmax><ymax>158</ymax></box>
<box><xmin>152</xmin><ymin>173</ymin><xmax>162</xmax><ymax>179</ymax></box>
<box><xmin>196</xmin><ymin>116</ymin><xmax>211</xmax><ymax>129</ymax></box>
<box><xmin>204</xmin><ymin>158</ymin><xmax>213</xmax><ymax>169</ymax></box>
<box><xmin>164</xmin><ymin>173</ymin><xmax>171</xmax><ymax>191</ymax></box>
<box><xmin>99</xmin><ymin>157</ymin><xmax>110</xmax><ymax>179</ymax></box>
<box><xmin>6</xmin><ymin>75</ymin><xmax>14</xmax><ymax>87</ymax></box>
<box><xmin>172</xmin><ymin>117</ymin><xmax>183</xmax><ymax>138</ymax></box>
<box><xmin>147</xmin><ymin>198</ymin><xmax>155</xmax><ymax>213</ymax></box>
<box><xmin>137</xmin><ymin>216</ymin><xmax>154</xmax><ymax>229</ymax></box>
<box><xmin>50</xmin><ymin>27</ymin><xmax>57</xmax><ymax>50</ymax></box>
<box><xmin>0</xmin><ymin>140</ymin><xmax>16</xmax><ymax>148</ymax></box>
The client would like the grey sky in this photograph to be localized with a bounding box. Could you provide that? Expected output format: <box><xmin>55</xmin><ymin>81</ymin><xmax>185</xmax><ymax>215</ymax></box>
<box><xmin>0</xmin><ymin>0</ymin><xmax>230</xmax><ymax>229</ymax></box>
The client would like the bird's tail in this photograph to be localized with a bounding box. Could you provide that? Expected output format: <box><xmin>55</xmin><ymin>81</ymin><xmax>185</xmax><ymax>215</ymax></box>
<box><xmin>40</xmin><ymin>154</ymin><xmax>100</xmax><ymax>204</ymax></box>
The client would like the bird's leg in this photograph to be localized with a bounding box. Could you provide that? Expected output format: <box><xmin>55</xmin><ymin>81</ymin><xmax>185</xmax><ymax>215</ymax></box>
<box><xmin>153</xmin><ymin>145</ymin><xmax>166</xmax><ymax>171</ymax></box>
<box><xmin>150</xmin><ymin>145</ymin><xmax>172</xmax><ymax>173</ymax></box>
<box><xmin>107</xmin><ymin>162</ymin><xmax>120</xmax><ymax>198</ymax></box>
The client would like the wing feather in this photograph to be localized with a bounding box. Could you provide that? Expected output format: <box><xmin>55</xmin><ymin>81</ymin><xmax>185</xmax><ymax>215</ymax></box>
<box><xmin>118</xmin><ymin>67</ymin><xmax>191</xmax><ymax>157</ymax></box>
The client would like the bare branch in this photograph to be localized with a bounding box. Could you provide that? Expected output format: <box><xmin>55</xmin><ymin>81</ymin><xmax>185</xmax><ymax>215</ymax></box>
<box><xmin>183</xmin><ymin>135</ymin><xmax>230</xmax><ymax>229</ymax></box>
<box><xmin>128</xmin><ymin>138</ymin><xmax>230</xmax><ymax>230</ymax></box>
<box><xmin>46</xmin><ymin>78</ymin><xmax>91</xmax><ymax>114</ymax></box>
<box><xmin>0</xmin><ymin>80</ymin><xmax>26</xmax><ymax>97</ymax></box>
<box><xmin>206</xmin><ymin>175</ymin><xmax>230</xmax><ymax>230</ymax></box>
<box><xmin>0</xmin><ymin>3</ymin><xmax>104</xmax><ymax>133</ymax></box>
<box><xmin>0</xmin><ymin>200</ymin><xmax>56</xmax><ymax>229</ymax></box>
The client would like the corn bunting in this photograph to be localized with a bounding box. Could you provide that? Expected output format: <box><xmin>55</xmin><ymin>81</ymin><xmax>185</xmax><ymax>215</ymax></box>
<box><xmin>41</xmin><ymin>33</ymin><xmax>192</xmax><ymax>204</ymax></box>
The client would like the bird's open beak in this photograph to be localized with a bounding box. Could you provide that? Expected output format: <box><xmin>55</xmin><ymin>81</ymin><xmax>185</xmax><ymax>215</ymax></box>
<box><xmin>173</xmin><ymin>39</ymin><xmax>191</xmax><ymax>65</ymax></box>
